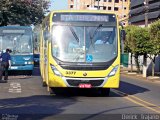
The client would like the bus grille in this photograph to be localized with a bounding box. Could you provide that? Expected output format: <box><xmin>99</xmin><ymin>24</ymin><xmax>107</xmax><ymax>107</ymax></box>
<box><xmin>66</xmin><ymin>79</ymin><xmax>104</xmax><ymax>87</ymax></box>
<box><xmin>61</xmin><ymin>66</ymin><xmax>108</xmax><ymax>70</ymax></box>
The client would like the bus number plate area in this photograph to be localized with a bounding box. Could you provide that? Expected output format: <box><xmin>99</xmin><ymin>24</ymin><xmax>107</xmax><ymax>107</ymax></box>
<box><xmin>79</xmin><ymin>84</ymin><xmax>92</xmax><ymax>88</ymax></box>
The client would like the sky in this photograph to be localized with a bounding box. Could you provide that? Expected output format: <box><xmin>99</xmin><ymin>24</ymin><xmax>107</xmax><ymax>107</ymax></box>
<box><xmin>49</xmin><ymin>0</ymin><xmax>68</xmax><ymax>11</ymax></box>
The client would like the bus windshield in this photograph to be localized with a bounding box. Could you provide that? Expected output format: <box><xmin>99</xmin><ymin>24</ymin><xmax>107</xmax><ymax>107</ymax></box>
<box><xmin>51</xmin><ymin>24</ymin><xmax>117</xmax><ymax>63</ymax></box>
<box><xmin>0</xmin><ymin>33</ymin><xmax>32</xmax><ymax>55</ymax></box>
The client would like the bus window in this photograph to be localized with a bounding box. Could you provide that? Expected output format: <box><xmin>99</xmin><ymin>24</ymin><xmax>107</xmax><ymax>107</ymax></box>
<box><xmin>86</xmin><ymin>26</ymin><xmax>117</xmax><ymax>62</ymax></box>
<box><xmin>52</xmin><ymin>26</ymin><xmax>84</xmax><ymax>62</ymax></box>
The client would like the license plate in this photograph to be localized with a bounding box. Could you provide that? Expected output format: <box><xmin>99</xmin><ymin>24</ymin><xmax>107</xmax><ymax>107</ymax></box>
<box><xmin>79</xmin><ymin>84</ymin><xmax>92</xmax><ymax>88</ymax></box>
<box><xmin>10</xmin><ymin>66</ymin><xmax>18</xmax><ymax>69</ymax></box>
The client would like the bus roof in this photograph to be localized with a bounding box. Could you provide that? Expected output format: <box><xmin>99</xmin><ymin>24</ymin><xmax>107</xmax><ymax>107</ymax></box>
<box><xmin>50</xmin><ymin>10</ymin><xmax>117</xmax><ymax>16</ymax></box>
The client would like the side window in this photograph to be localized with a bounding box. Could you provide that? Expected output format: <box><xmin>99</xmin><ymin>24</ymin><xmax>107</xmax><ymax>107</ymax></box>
<box><xmin>43</xmin><ymin>27</ymin><xmax>48</xmax><ymax>41</ymax></box>
<box><xmin>43</xmin><ymin>20</ymin><xmax>49</xmax><ymax>41</ymax></box>
<box><xmin>42</xmin><ymin>27</ymin><xmax>46</xmax><ymax>41</ymax></box>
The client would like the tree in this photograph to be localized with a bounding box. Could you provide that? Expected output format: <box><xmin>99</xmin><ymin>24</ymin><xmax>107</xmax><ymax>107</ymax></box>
<box><xmin>148</xmin><ymin>19</ymin><xmax>160</xmax><ymax>76</ymax></box>
<box><xmin>124</xmin><ymin>25</ymin><xmax>150</xmax><ymax>73</ymax></box>
<box><xmin>132</xmin><ymin>27</ymin><xmax>150</xmax><ymax>73</ymax></box>
<box><xmin>0</xmin><ymin>0</ymin><xmax>50</xmax><ymax>26</ymax></box>
<box><xmin>124</xmin><ymin>25</ymin><xmax>138</xmax><ymax>72</ymax></box>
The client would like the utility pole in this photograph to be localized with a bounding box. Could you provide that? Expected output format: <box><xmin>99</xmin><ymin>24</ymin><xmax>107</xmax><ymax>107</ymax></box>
<box><xmin>144</xmin><ymin>0</ymin><xmax>149</xmax><ymax>27</ymax></box>
<box><xmin>143</xmin><ymin>0</ymin><xmax>149</xmax><ymax>78</ymax></box>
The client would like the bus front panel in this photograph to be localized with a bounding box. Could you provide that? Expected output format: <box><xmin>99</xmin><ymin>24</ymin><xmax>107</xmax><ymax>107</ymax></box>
<box><xmin>47</xmin><ymin>12</ymin><xmax>120</xmax><ymax>88</ymax></box>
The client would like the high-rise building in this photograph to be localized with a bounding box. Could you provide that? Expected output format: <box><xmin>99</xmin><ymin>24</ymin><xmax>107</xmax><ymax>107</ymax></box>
<box><xmin>129</xmin><ymin>0</ymin><xmax>160</xmax><ymax>27</ymax></box>
<box><xmin>68</xmin><ymin>0</ymin><xmax>130</xmax><ymax>26</ymax></box>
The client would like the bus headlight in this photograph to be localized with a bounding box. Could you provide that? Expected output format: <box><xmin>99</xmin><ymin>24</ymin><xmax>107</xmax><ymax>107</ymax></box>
<box><xmin>28</xmin><ymin>61</ymin><xmax>34</xmax><ymax>64</ymax></box>
<box><xmin>108</xmin><ymin>65</ymin><xmax>119</xmax><ymax>77</ymax></box>
<box><xmin>50</xmin><ymin>64</ymin><xmax>62</xmax><ymax>77</ymax></box>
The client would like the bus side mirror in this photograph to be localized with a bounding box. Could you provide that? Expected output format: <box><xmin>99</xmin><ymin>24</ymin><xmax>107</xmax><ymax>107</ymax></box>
<box><xmin>121</xmin><ymin>30</ymin><xmax>126</xmax><ymax>41</ymax></box>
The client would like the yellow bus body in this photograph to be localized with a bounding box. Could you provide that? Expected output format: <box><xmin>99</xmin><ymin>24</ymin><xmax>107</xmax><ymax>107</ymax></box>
<box><xmin>40</xmin><ymin>10</ymin><xmax>120</xmax><ymax>92</ymax></box>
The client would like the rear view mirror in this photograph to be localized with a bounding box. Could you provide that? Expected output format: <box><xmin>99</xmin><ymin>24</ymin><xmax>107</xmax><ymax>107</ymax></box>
<box><xmin>121</xmin><ymin>30</ymin><xmax>126</xmax><ymax>41</ymax></box>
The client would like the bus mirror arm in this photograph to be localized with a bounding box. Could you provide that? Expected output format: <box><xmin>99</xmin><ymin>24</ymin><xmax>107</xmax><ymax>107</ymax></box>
<box><xmin>119</xmin><ymin>22</ymin><xmax>124</xmax><ymax>29</ymax></box>
<box><xmin>119</xmin><ymin>22</ymin><xmax>126</xmax><ymax>41</ymax></box>
<box><xmin>120</xmin><ymin>30</ymin><xmax>126</xmax><ymax>41</ymax></box>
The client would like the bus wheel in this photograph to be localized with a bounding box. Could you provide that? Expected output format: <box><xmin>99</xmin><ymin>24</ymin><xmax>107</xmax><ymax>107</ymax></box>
<box><xmin>49</xmin><ymin>88</ymin><xmax>67</xmax><ymax>96</ymax></box>
<box><xmin>27</xmin><ymin>70</ymin><xmax>32</xmax><ymax>76</ymax></box>
<box><xmin>100</xmin><ymin>88</ymin><xmax>110</xmax><ymax>97</ymax></box>
<box><xmin>42</xmin><ymin>81</ymin><xmax>47</xmax><ymax>87</ymax></box>
<box><xmin>49</xmin><ymin>87</ymin><xmax>55</xmax><ymax>95</ymax></box>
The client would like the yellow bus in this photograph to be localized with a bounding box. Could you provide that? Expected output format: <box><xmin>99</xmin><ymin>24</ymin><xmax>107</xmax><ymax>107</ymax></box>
<box><xmin>40</xmin><ymin>10</ymin><xmax>121</xmax><ymax>96</ymax></box>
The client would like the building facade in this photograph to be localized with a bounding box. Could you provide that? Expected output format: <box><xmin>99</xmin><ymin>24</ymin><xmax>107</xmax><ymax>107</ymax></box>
<box><xmin>68</xmin><ymin>0</ymin><xmax>130</xmax><ymax>26</ymax></box>
<box><xmin>129</xmin><ymin>0</ymin><xmax>160</xmax><ymax>27</ymax></box>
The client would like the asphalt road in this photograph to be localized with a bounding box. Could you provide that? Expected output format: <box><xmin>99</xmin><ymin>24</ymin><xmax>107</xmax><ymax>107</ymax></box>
<box><xmin>0</xmin><ymin>67</ymin><xmax>160</xmax><ymax>120</ymax></box>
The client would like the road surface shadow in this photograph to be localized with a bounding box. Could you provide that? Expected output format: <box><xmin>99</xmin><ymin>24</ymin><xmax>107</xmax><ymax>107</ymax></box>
<box><xmin>117</xmin><ymin>81</ymin><xmax>149</xmax><ymax>95</ymax></box>
<box><xmin>7</xmin><ymin>67</ymin><xmax>40</xmax><ymax>77</ymax></box>
<box><xmin>0</xmin><ymin>95</ymin><xmax>76</xmax><ymax>120</ymax></box>
<box><xmin>49</xmin><ymin>88</ymin><xmax>121</xmax><ymax>97</ymax></box>
<box><xmin>0</xmin><ymin>94</ymin><xmax>146</xmax><ymax>120</ymax></box>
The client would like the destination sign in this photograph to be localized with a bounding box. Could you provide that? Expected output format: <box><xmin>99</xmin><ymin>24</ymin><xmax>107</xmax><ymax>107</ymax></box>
<box><xmin>2</xmin><ymin>30</ymin><xmax>25</xmax><ymax>34</ymax></box>
<box><xmin>60</xmin><ymin>15</ymin><xmax>109</xmax><ymax>22</ymax></box>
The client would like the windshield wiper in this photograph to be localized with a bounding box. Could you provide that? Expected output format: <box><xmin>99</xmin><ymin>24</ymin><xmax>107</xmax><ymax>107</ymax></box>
<box><xmin>89</xmin><ymin>24</ymin><xmax>103</xmax><ymax>48</ymax></box>
<box><xmin>69</xmin><ymin>26</ymin><xmax>79</xmax><ymax>43</ymax></box>
<box><xmin>90</xmin><ymin>24</ymin><xmax>103</xmax><ymax>39</ymax></box>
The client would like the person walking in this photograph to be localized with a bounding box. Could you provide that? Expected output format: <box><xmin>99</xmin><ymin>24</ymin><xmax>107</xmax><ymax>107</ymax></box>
<box><xmin>0</xmin><ymin>49</ymin><xmax>11</xmax><ymax>83</ymax></box>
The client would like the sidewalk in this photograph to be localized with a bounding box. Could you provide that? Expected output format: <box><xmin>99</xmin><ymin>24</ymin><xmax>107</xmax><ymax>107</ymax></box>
<box><xmin>120</xmin><ymin>67</ymin><xmax>160</xmax><ymax>83</ymax></box>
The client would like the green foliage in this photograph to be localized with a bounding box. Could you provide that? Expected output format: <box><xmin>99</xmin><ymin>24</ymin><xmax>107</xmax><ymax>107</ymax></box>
<box><xmin>0</xmin><ymin>0</ymin><xmax>50</xmax><ymax>26</ymax></box>
<box><xmin>149</xmin><ymin>19</ymin><xmax>160</xmax><ymax>55</ymax></box>
<box><xmin>124</xmin><ymin>25</ymin><xmax>150</xmax><ymax>55</ymax></box>
<box><xmin>124</xmin><ymin>21</ymin><xmax>160</xmax><ymax>76</ymax></box>
<box><xmin>133</xmin><ymin>27</ymin><xmax>150</xmax><ymax>54</ymax></box>
<box><xmin>123</xmin><ymin>25</ymin><xmax>135</xmax><ymax>53</ymax></box>
<box><xmin>124</xmin><ymin>25</ymin><xmax>150</xmax><ymax>73</ymax></box>
<box><xmin>124</xmin><ymin>20</ymin><xmax>160</xmax><ymax>76</ymax></box>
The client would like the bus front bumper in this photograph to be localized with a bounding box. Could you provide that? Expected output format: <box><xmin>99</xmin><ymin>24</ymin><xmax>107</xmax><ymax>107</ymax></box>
<box><xmin>9</xmin><ymin>65</ymin><xmax>34</xmax><ymax>71</ymax></box>
<box><xmin>48</xmin><ymin>75</ymin><xmax>120</xmax><ymax>88</ymax></box>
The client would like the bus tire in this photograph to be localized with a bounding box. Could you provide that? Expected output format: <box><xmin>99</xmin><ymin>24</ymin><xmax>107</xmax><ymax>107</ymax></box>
<box><xmin>49</xmin><ymin>87</ymin><xmax>55</xmax><ymax>95</ymax></box>
<box><xmin>100</xmin><ymin>88</ymin><xmax>110</xmax><ymax>97</ymax></box>
<box><xmin>27</xmin><ymin>70</ymin><xmax>32</xmax><ymax>76</ymax></box>
<box><xmin>42</xmin><ymin>81</ymin><xmax>47</xmax><ymax>87</ymax></box>
<box><xmin>50</xmin><ymin>88</ymin><xmax>68</xmax><ymax>96</ymax></box>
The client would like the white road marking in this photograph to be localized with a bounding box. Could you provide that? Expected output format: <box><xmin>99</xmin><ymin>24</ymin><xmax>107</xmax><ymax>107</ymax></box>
<box><xmin>8</xmin><ymin>82</ymin><xmax>22</xmax><ymax>93</ymax></box>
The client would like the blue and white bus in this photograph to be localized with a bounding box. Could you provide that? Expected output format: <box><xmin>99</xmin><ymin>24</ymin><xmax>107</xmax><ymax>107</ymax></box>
<box><xmin>0</xmin><ymin>26</ymin><xmax>34</xmax><ymax>75</ymax></box>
